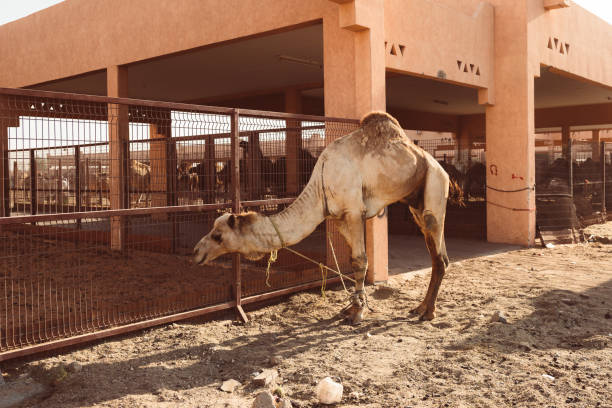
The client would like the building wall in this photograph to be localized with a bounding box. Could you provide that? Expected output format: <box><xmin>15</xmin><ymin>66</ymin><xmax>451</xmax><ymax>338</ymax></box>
<box><xmin>1</xmin><ymin>1</ymin><xmax>610</xmax><ymax>94</ymax></box>
<box><xmin>384</xmin><ymin>0</ymin><xmax>495</xmax><ymax>103</ymax></box>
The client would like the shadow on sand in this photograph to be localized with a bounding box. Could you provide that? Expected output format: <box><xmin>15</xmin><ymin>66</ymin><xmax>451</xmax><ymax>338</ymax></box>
<box><xmin>447</xmin><ymin>278</ymin><xmax>612</xmax><ymax>353</ymax></box>
<box><xmin>29</xmin><ymin>305</ymin><xmax>422</xmax><ymax>407</ymax></box>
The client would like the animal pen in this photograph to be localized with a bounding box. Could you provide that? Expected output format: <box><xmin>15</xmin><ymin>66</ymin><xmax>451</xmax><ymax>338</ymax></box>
<box><xmin>388</xmin><ymin>137</ymin><xmax>488</xmax><ymax>239</ymax></box>
<box><xmin>535</xmin><ymin>137</ymin><xmax>611</xmax><ymax>242</ymax></box>
<box><xmin>0</xmin><ymin>88</ymin><xmax>356</xmax><ymax>360</ymax></box>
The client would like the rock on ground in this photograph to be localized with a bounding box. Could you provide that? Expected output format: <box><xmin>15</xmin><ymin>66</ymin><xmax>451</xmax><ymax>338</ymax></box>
<box><xmin>490</xmin><ymin>310</ymin><xmax>508</xmax><ymax>323</ymax></box>
<box><xmin>278</xmin><ymin>398</ymin><xmax>293</xmax><ymax>408</ymax></box>
<box><xmin>0</xmin><ymin>377</ymin><xmax>49</xmax><ymax>408</ymax></box>
<box><xmin>252</xmin><ymin>390</ymin><xmax>276</xmax><ymax>408</ymax></box>
<box><xmin>220</xmin><ymin>379</ymin><xmax>241</xmax><ymax>393</ymax></box>
<box><xmin>252</xmin><ymin>369</ymin><xmax>279</xmax><ymax>387</ymax></box>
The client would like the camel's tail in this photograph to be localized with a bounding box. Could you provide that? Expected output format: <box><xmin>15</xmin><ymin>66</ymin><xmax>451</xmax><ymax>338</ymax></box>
<box><xmin>448</xmin><ymin>179</ymin><xmax>465</xmax><ymax>207</ymax></box>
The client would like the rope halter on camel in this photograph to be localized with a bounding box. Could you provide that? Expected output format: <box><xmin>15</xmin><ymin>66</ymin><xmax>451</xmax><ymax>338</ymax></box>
<box><xmin>265</xmin><ymin>217</ymin><xmax>354</xmax><ymax>296</ymax></box>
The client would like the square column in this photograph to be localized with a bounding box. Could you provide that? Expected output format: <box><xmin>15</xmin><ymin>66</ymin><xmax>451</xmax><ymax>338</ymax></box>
<box><xmin>0</xmin><ymin>97</ymin><xmax>19</xmax><ymax>218</ymax></box>
<box><xmin>592</xmin><ymin>130</ymin><xmax>600</xmax><ymax>162</ymax></box>
<box><xmin>285</xmin><ymin>88</ymin><xmax>302</xmax><ymax>195</ymax></box>
<box><xmin>561</xmin><ymin>125</ymin><xmax>571</xmax><ymax>160</ymax></box>
<box><xmin>485</xmin><ymin>3</ymin><xmax>535</xmax><ymax>246</ymax></box>
<box><xmin>107</xmin><ymin>66</ymin><xmax>129</xmax><ymax>251</ymax></box>
<box><xmin>324</xmin><ymin>0</ymin><xmax>387</xmax><ymax>283</ymax></box>
<box><xmin>149</xmin><ymin>114</ymin><xmax>173</xmax><ymax>219</ymax></box>
<box><xmin>457</xmin><ymin>117</ymin><xmax>473</xmax><ymax>168</ymax></box>
<box><xmin>0</xmin><ymin>122</ymin><xmax>8</xmax><ymax>217</ymax></box>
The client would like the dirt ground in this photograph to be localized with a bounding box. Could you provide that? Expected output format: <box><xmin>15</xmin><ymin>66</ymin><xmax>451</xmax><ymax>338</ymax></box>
<box><xmin>2</xmin><ymin>224</ymin><xmax>612</xmax><ymax>408</ymax></box>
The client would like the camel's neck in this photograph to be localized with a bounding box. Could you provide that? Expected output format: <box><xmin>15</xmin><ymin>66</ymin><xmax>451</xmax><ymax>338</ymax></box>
<box><xmin>251</xmin><ymin>177</ymin><xmax>326</xmax><ymax>251</ymax></box>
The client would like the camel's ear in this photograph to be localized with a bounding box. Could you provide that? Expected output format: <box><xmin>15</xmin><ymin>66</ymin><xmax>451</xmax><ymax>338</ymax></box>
<box><xmin>227</xmin><ymin>214</ymin><xmax>236</xmax><ymax>229</ymax></box>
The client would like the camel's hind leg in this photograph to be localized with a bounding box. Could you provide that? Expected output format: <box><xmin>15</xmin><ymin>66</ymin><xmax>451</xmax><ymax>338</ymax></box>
<box><xmin>336</xmin><ymin>212</ymin><xmax>368</xmax><ymax>324</ymax></box>
<box><xmin>409</xmin><ymin>167</ymin><xmax>450</xmax><ymax>321</ymax></box>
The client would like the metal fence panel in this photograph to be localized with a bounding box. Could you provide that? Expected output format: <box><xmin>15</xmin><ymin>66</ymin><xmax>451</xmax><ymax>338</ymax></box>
<box><xmin>0</xmin><ymin>88</ymin><xmax>358</xmax><ymax>359</ymax></box>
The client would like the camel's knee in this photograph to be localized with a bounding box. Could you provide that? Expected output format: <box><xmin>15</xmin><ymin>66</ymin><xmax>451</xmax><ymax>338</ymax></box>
<box><xmin>351</xmin><ymin>254</ymin><xmax>367</xmax><ymax>271</ymax></box>
<box><xmin>351</xmin><ymin>254</ymin><xmax>368</xmax><ymax>291</ymax></box>
<box><xmin>442</xmin><ymin>253</ymin><xmax>449</xmax><ymax>268</ymax></box>
<box><xmin>423</xmin><ymin>210</ymin><xmax>439</xmax><ymax>233</ymax></box>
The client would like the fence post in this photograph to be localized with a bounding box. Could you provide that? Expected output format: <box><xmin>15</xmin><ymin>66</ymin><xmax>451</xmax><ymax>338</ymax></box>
<box><xmin>601</xmin><ymin>141</ymin><xmax>606</xmax><ymax>218</ymax></box>
<box><xmin>205</xmin><ymin>135</ymin><xmax>216</xmax><ymax>204</ymax></box>
<box><xmin>97</xmin><ymin>160</ymin><xmax>102</xmax><ymax>208</ymax></box>
<box><xmin>568</xmin><ymin>138</ymin><xmax>573</xmax><ymax>200</ymax></box>
<box><xmin>57</xmin><ymin>157</ymin><xmax>62</xmax><ymax>211</ymax></box>
<box><xmin>231</xmin><ymin>109</ymin><xmax>248</xmax><ymax>323</ymax></box>
<box><xmin>247</xmin><ymin>131</ymin><xmax>262</xmax><ymax>200</ymax></box>
<box><xmin>75</xmin><ymin>148</ymin><xmax>81</xmax><ymax>228</ymax></box>
<box><xmin>12</xmin><ymin>160</ymin><xmax>17</xmax><ymax>212</ymax></box>
<box><xmin>168</xmin><ymin>139</ymin><xmax>178</xmax><ymax>253</ymax></box>
<box><xmin>30</xmin><ymin>149</ymin><xmax>37</xmax><ymax>217</ymax></box>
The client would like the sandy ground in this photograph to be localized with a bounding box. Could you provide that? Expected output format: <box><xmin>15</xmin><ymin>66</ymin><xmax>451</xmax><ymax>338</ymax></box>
<box><xmin>2</xmin><ymin>224</ymin><xmax>612</xmax><ymax>408</ymax></box>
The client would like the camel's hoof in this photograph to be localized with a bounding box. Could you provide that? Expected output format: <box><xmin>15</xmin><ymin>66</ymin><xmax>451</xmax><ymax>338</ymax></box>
<box><xmin>344</xmin><ymin>306</ymin><xmax>365</xmax><ymax>325</ymax></box>
<box><xmin>410</xmin><ymin>303</ymin><xmax>428</xmax><ymax>316</ymax></box>
<box><xmin>418</xmin><ymin>311</ymin><xmax>435</xmax><ymax>321</ymax></box>
<box><xmin>411</xmin><ymin>303</ymin><xmax>435</xmax><ymax>321</ymax></box>
<box><xmin>340</xmin><ymin>301</ymin><xmax>366</xmax><ymax>324</ymax></box>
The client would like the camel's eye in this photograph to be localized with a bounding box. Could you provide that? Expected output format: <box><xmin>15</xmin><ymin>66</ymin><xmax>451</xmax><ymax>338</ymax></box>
<box><xmin>211</xmin><ymin>233</ymin><xmax>222</xmax><ymax>243</ymax></box>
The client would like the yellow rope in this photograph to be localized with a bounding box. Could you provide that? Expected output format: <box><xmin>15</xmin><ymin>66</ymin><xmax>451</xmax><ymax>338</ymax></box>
<box><xmin>328</xmin><ymin>232</ymin><xmax>349</xmax><ymax>294</ymax></box>
<box><xmin>266</xmin><ymin>217</ymin><xmax>354</xmax><ymax>296</ymax></box>
<box><xmin>282</xmin><ymin>246</ymin><xmax>356</xmax><ymax>284</ymax></box>
<box><xmin>320</xmin><ymin>263</ymin><xmax>327</xmax><ymax>298</ymax></box>
<box><xmin>265</xmin><ymin>249</ymin><xmax>278</xmax><ymax>287</ymax></box>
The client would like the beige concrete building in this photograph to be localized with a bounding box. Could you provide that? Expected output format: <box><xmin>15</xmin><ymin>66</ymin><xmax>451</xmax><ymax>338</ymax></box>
<box><xmin>1</xmin><ymin>0</ymin><xmax>611</xmax><ymax>282</ymax></box>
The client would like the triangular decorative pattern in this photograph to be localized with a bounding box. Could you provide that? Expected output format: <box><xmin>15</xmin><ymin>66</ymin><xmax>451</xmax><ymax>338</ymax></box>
<box><xmin>547</xmin><ymin>37</ymin><xmax>570</xmax><ymax>56</ymax></box>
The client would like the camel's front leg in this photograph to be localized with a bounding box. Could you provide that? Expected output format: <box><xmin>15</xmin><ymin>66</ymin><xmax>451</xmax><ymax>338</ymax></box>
<box><xmin>337</xmin><ymin>214</ymin><xmax>367</xmax><ymax>324</ymax></box>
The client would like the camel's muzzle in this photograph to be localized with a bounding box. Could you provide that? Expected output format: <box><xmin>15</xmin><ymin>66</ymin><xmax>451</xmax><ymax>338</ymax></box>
<box><xmin>193</xmin><ymin>248</ymin><xmax>209</xmax><ymax>266</ymax></box>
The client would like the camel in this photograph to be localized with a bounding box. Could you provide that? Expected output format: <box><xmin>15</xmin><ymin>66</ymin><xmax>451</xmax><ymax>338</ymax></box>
<box><xmin>177</xmin><ymin>161</ymin><xmax>199</xmax><ymax>202</ymax></box>
<box><xmin>194</xmin><ymin>111</ymin><xmax>458</xmax><ymax>323</ymax></box>
<box><xmin>130</xmin><ymin>160</ymin><xmax>151</xmax><ymax>206</ymax></box>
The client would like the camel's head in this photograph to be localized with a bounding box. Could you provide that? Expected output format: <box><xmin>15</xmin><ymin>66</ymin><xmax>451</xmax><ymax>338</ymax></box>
<box><xmin>193</xmin><ymin>212</ymin><xmax>266</xmax><ymax>265</ymax></box>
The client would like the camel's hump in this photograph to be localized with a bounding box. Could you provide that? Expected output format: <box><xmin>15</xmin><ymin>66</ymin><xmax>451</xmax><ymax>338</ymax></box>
<box><xmin>359</xmin><ymin>111</ymin><xmax>401</xmax><ymax>128</ymax></box>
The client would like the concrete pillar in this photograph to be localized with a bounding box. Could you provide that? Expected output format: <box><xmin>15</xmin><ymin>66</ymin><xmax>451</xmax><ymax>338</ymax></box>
<box><xmin>150</xmin><ymin>114</ymin><xmax>172</xmax><ymax>217</ymax></box>
<box><xmin>107</xmin><ymin>65</ymin><xmax>129</xmax><ymax>251</ymax></box>
<box><xmin>561</xmin><ymin>125</ymin><xmax>571</xmax><ymax>160</ymax></box>
<box><xmin>457</xmin><ymin>117</ymin><xmax>472</xmax><ymax>168</ymax></box>
<box><xmin>485</xmin><ymin>2</ymin><xmax>535</xmax><ymax>246</ymax></box>
<box><xmin>285</xmin><ymin>88</ymin><xmax>302</xmax><ymax>195</ymax></box>
<box><xmin>0</xmin><ymin>96</ymin><xmax>18</xmax><ymax>218</ymax></box>
<box><xmin>0</xmin><ymin>124</ymin><xmax>8</xmax><ymax>217</ymax></box>
<box><xmin>324</xmin><ymin>0</ymin><xmax>387</xmax><ymax>283</ymax></box>
<box><xmin>592</xmin><ymin>130</ymin><xmax>600</xmax><ymax>162</ymax></box>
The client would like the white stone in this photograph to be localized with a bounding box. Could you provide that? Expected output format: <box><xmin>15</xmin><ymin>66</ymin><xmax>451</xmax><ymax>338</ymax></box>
<box><xmin>315</xmin><ymin>377</ymin><xmax>343</xmax><ymax>404</ymax></box>
<box><xmin>220</xmin><ymin>379</ymin><xmax>241</xmax><ymax>393</ymax></box>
